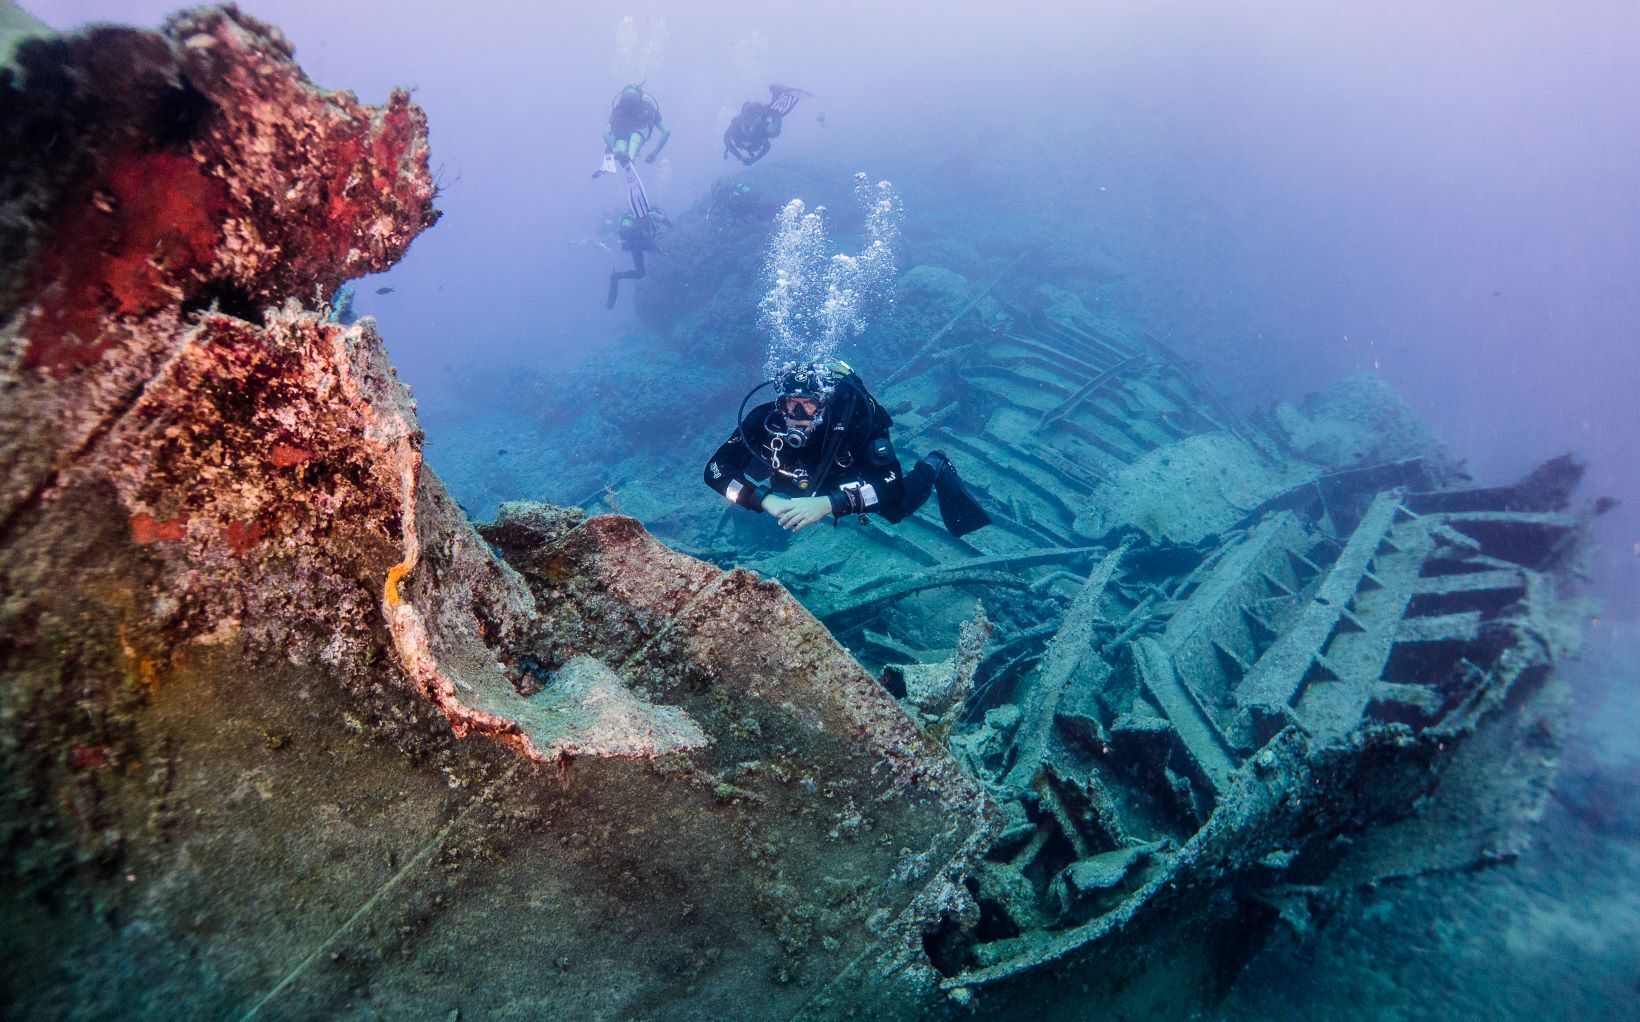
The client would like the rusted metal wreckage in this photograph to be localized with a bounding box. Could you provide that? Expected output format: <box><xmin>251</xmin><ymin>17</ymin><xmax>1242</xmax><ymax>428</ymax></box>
<box><xmin>722</xmin><ymin>295</ymin><xmax>1593</xmax><ymax>1006</ymax></box>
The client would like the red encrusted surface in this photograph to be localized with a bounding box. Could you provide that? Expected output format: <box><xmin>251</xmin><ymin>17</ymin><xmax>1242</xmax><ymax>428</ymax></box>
<box><xmin>21</xmin><ymin>151</ymin><xmax>230</xmax><ymax>372</ymax></box>
<box><xmin>6</xmin><ymin>5</ymin><xmax>440</xmax><ymax>375</ymax></box>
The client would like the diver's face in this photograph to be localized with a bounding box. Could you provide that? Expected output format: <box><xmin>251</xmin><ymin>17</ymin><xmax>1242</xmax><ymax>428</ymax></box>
<box><xmin>779</xmin><ymin>395</ymin><xmax>821</xmax><ymax>428</ymax></box>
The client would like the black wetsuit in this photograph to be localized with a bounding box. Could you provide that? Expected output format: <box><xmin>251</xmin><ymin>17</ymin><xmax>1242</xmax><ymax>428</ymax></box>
<box><xmin>609</xmin><ymin>95</ymin><xmax>660</xmax><ymax>138</ymax></box>
<box><xmin>709</xmin><ymin>181</ymin><xmax>779</xmax><ymax>220</ymax></box>
<box><xmin>703</xmin><ymin>375</ymin><xmax>938</xmax><ymax>522</ymax></box>
<box><xmin>606</xmin><ymin>211</ymin><xmax>669</xmax><ymax>309</ymax></box>
<box><xmin>723</xmin><ymin>101</ymin><xmax>782</xmax><ymax>165</ymax></box>
<box><xmin>607</xmin><ymin>93</ymin><xmax>665</xmax><ymax>152</ymax></box>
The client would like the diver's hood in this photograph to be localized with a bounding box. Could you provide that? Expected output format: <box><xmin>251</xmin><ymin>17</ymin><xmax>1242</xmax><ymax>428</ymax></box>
<box><xmin>776</xmin><ymin>362</ymin><xmax>840</xmax><ymax>401</ymax></box>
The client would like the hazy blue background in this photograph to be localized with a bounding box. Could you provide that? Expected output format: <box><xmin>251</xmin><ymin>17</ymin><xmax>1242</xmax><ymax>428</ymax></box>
<box><xmin>30</xmin><ymin>0</ymin><xmax>1640</xmax><ymax>621</ymax></box>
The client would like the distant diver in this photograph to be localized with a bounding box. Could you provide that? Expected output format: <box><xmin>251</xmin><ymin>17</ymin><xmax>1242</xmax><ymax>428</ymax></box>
<box><xmin>597</xmin><ymin>83</ymin><xmax>670</xmax><ymax>177</ymax></box>
<box><xmin>708</xmin><ymin>180</ymin><xmax>778</xmax><ymax>220</ymax></box>
<box><xmin>606</xmin><ymin>207</ymin><xmax>671</xmax><ymax>309</ymax></box>
<box><xmin>704</xmin><ymin>361</ymin><xmax>991</xmax><ymax>536</ymax></box>
<box><xmin>723</xmin><ymin>84</ymin><xmax>811</xmax><ymax>166</ymax></box>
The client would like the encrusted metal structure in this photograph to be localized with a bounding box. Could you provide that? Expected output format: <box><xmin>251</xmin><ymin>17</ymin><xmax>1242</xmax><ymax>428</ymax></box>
<box><xmin>724</xmin><ymin>291</ymin><xmax>1592</xmax><ymax>1009</ymax></box>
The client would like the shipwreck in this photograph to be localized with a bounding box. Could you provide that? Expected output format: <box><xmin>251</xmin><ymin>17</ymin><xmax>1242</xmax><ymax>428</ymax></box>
<box><xmin>0</xmin><ymin>6</ymin><xmax>1599</xmax><ymax>1021</ymax></box>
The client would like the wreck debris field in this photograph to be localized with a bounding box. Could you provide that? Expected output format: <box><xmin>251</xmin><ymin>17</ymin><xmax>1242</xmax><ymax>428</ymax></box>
<box><xmin>3</xmin><ymin>2</ymin><xmax>1637</xmax><ymax>1021</ymax></box>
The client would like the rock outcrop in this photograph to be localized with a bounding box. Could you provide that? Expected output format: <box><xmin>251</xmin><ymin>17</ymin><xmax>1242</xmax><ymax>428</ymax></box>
<box><xmin>0</xmin><ymin>9</ymin><xmax>989</xmax><ymax>1019</ymax></box>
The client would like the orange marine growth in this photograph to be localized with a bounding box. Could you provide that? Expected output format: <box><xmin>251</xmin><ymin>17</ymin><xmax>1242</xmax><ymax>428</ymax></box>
<box><xmin>130</xmin><ymin>513</ymin><xmax>188</xmax><ymax>544</ymax></box>
<box><xmin>269</xmin><ymin>443</ymin><xmax>313</xmax><ymax>467</ymax></box>
<box><xmin>383</xmin><ymin>560</ymin><xmax>411</xmax><ymax>608</ymax></box>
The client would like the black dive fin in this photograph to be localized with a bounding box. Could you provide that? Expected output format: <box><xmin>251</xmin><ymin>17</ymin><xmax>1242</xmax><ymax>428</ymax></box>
<box><xmin>933</xmin><ymin>464</ymin><xmax>992</xmax><ymax>537</ymax></box>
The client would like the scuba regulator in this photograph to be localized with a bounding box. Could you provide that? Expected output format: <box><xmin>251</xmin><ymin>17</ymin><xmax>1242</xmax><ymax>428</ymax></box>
<box><xmin>732</xmin><ymin>361</ymin><xmax>857</xmax><ymax>483</ymax></box>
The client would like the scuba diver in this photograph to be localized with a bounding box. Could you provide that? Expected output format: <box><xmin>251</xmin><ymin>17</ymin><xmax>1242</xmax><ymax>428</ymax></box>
<box><xmin>606</xmin><ymin>207</ymin><xmax>671</xmax><ymax>309</ymax></box>
<box><xmin>703</xmin><ymin>361</ymin><xmax>991</xmax><ymax>536</ymax></box>
<box><xmin>708</xmin><ymin>180</ymin><xmax>779</xmax><ymax>221</ymax></box>
<box><xmin>722</xmin><ymin>84</ymin><xmax>811</xmax><ymax>165</ymax></box>
<box><xmin>601</xmin><ymin>84</ymin><xmax>670</xmax><ymax>171</ymax></box>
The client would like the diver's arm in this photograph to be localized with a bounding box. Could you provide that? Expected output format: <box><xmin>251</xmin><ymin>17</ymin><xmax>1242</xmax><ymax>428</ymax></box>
<box><xmin>823</xmin><ymin>436</ymin><xmax>909</xmax><ymax>521</ymax></box>
<box><xmin>818</xmin><ymin>473</ymin><xmax>897</xmax><ymax>520</ymax></box>
<box><xmin>746</xmin><ymin>139</ymin><xmax>770</xmax><ymax>164</ymax></box>
<box><xmin>647</xmin><ymin>121</ymin><xmax>671</xmax><ymax>161</ymax></box>
<box><xmin>603</xmin><ymin>122</ymin><xmax>616</xmax><ymax>148</ymax></box>
<box><xmin>704</xmin><ymin>432</ymin><xmax>770</xmax><ymax>513</ymax></box>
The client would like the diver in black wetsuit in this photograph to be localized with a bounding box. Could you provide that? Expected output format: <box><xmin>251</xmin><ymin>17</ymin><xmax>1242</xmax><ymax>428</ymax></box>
<box><xmin>606</xmin><ymin>208</ymin><xmax>670</xmax><ymax>309</ymax></box>
<box><xmin>703</xmin><ymin>362</ymin><xmax>990</xmax><ymax>536</ymax></box>
<box><xmin>603</xmin><ymin>84</ymin><xmax>670</xmax><ymax>166</ymax></box>
<box><xmin>723</xmin><ymin>101</ymin><xmax>781</xmax><ymax>165</ymax></box>
<box><xmin>722</xmin><ymin>84</ymin><xmax>810</xmax><ymax>166</ymax></box>
<box><xmin>709</xmin><ymin>180</ymin><xmax>779</xmax><ymax>221</ymax></box>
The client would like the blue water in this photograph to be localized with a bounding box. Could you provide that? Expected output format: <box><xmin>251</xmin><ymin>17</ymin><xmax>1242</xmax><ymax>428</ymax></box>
<box><xmin>26</xmin><ymin>1</ymin><xmax>1640</xmax><ymax>1017</ymax></box>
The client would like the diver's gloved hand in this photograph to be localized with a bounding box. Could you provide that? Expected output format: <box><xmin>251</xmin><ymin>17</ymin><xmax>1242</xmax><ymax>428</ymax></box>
<box><xmin>645</xmin><ymin>152</ymin><xmax>658</xmax><ymax>164</ymax></box>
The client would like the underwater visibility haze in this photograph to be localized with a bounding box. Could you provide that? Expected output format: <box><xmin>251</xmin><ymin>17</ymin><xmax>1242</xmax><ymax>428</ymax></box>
<box><xmin>3</xmin><ymin>0</ymin><xmax>1638</xmax><ymax>1019</ymax></box>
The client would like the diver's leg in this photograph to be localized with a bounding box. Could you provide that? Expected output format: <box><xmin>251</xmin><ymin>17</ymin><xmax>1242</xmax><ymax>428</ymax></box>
<box><xmin>924</xmin><ymin>452</ymin><xmax>991</xmax><ymax>536</ymax></box>
<box><xmin>899</xmin><ymin>458</ymin><xmax>938</xmax><ymax>515</ymax></box>
<box><xmin>900</xmin><ymin>452</ymin><xmax>991</xmax><ymax>536</ymax></box>
<box><xmin>606</xmin><ymin>254</ymin><xmax>645</xmax><ymax>309</ymax></box>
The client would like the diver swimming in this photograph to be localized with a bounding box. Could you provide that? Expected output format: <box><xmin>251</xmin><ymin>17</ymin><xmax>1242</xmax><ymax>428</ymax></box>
<box><xmin>703</xmin><ymin>361</ymin><xmax>991</xmax><ymax>536</ymax></box>
<box><xmin>606</xmin><ymin>206</ymin><xmax>671</xmax><ymax>309</ymax></box>
<box><xmin>723</xmin><ymin>84</ymin><xmax>811</xmax><ymax>165</ymax></box>
<box><xmin>590</xmin><ymin>80</ymin><xmax>815</xmax><ymax>308</ymax></box>
<box><xmin>708</xmin><ymin>180</ymin><xmax>778</xmax><ymax>221</ymax></box>
<box><xmin>596</xmin><ymin>83</ymin><xmax>670</xmax><ymax>177</ymax></box>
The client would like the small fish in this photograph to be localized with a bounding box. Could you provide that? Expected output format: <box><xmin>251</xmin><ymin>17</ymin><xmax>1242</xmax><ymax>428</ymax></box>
<box><xmin>375</xmin><ymin>286</ymin><xmax>396</xmax><ymax>295</ymax></box>
<box><xmin>815</xmin><ymin>112</ymin><xmax>828</xmax><ymax>128</ymax></box>
<box><xmin>497</xmin><ymin>448</ymin><xmax>508</xmax><ymax>456</ymax></box>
